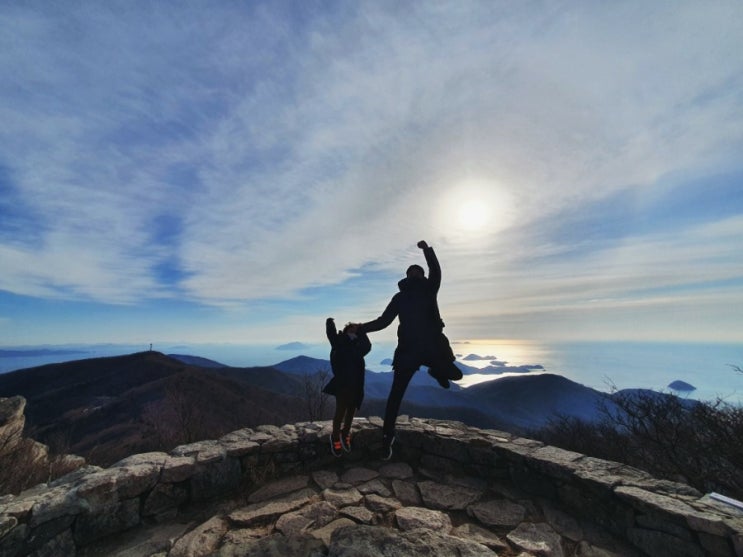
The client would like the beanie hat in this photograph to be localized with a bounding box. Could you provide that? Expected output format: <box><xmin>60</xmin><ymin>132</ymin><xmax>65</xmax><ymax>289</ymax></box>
<box><xmin>406</xmin><ymin>264</ymin><xmax>424</xmax><ymax>277</ymax></box>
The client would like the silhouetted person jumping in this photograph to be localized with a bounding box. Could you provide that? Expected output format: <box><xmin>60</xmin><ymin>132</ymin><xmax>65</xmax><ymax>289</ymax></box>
<box><xmin>359</xmin><ymin>240</ymin><xmax>461</xmax><ymax>459</ymax></box>
<box><xmin>323</xmin><ymin>318</ymin><xmax>371</xmax><ymax>457</ymax></box>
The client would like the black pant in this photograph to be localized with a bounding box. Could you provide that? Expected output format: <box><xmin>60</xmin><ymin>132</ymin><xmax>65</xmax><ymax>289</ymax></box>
<box><xmin>332</xmin><ymin>387</ymin><xmax>356</xmax><ymax>437</ymax></box>
<box><xmin>382</xmin><ymin>359</ymin><xmax>462</xmax><ymax>438</ymax></box>
<box><xmin>383</xmin><ymin>366</ymin><xmax>418</xmax><ymax>437</ymax></box>
<box><xmin>429</xmin><ymin>359</ymin><xmax>463</xmax><ymax>380</ymax></box>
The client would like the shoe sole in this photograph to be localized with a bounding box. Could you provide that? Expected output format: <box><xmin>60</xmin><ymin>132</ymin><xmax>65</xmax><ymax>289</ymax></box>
<box><xmin>382</xmin><ymin>437</ymin><xmax>395</xmax><ymax>460</ymax></box>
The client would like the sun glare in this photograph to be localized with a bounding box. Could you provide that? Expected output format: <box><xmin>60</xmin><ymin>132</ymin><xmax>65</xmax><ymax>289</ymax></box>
<box><xmin>438</xmin><ymin>178</ymin><xmax>514</xmax><ymax>237</ymax></box>
<box><xmin>457</xmin><ymin>199</ymin><xmax>489</xmax><ymax>231</ymax></box>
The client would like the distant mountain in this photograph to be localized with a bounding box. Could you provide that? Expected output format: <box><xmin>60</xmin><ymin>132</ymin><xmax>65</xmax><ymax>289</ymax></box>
<box><xmin>460</xmin><ymin>373</ymin><xmax>611</xmax><ymax>430</ymax></box>
<box><xmin>362</xmin><ymin>368</ymin><xmax>465</xmax><ymax>404</ymax></box>
<box><xmin>0</xmin><ymin>348</ymin><xmax>88</xmax><ymax>358</ymax></box>
<box><xmin>376</xmin><ymin>358</ymin><xmax>480</xmax><ymax>376</ymax></box>
<box><xmin>275</xmin><ymin>342</ymin><xmax>311</xmax><ymax>351</ymax></box>
<box><xmin>273</xmin><ymin>355</ymin><xmax>463</xmax><ymax>398</ymax></box>
<box><xmin>462</xmin><ymin>354</ymin><xmax>497</xmax><ymax>361</ymax></box>
<box><xmin>668</xmin><ymin>380</ymin><xmax>696</xmax><ymax>392</ymax></box>
<box><xmin>0</xmin><ymin>352</ymin><xmax>311</xmax><ymax>466</ymax></box>
<box><xmin>168</xmin><ymin>354</ymin><xmax>228</xmax><ymax>368</ymax></box>
<box><xmin>369</xmin><ymin>352</ymin><xmax>546</xmax><ymax>378</ymax></box>
<box><xmin>271</xmin><ymin>356</ymin><xmax>606</xmax><ymax>431</ymax></box>
<box><xmin>453</xmin><ymin>361</ymin><xmax>479</xmax><ymax>375</ymax></box>
<box><xmin>610</xmin><ymin>388</ymin><xmax>700</xmax><ymax>410</ymax></box>
<box><xmin>1</xmin><ymin>351</ymin><xmax>680</xmax><ymax>468</ymax></box>
<box><xmin>291</xmin><ymin>355</ymin><xmax>486</xmax><ymax>377</ymax></box>
<box><xmin>273</xmin><ymin>355</ymin><xmax>332</xmax><ymax>374</ymax></box>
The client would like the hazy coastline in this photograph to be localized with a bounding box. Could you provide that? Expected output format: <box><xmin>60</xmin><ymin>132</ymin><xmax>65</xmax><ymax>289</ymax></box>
<box><xmin>2</xmin><ymin>340</ymin><xmax>741</xmax><ymax>405</ymax></box>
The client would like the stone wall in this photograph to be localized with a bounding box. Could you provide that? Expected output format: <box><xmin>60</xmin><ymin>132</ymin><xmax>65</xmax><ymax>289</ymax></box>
<box><xmin>1</xmin><ymin>417</ymin><xmax>741</xmax><ymax>556</ymax></box>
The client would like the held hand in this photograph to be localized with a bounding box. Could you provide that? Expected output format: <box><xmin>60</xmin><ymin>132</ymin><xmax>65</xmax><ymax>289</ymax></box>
<box><xmin>417</xmin><ymin>240</ymin><xmax>428</xmax><ymax>249</ymax></box>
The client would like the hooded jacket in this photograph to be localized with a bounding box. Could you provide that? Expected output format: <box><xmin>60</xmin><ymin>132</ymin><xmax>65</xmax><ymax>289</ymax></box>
<box><xmin>323</xmin><ymin>318</ymin><xmax>371</xmax><ymax>408</ymax></box>
<box><xmin>326</xmin><ymin>318</ymin><xmax>371</xmax><ymax>382</ymax></box>
<box><xmin>360</xmin><ymin>246</ymin><xmax>446</xmax><ymax>369</ymax></box>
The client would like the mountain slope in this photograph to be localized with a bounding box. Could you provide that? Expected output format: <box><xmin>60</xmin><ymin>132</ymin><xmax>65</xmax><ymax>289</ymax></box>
<box><xmin>0</xmin><ymin>352</ymin><xmax>624</xmax><ymax>464</ymax></box>
<box><xmin>273</xmin><ymin>356</ymin><xmax>612</xmax><ymax>431</ymax></box>
<box><xmin>273</xmin><ymin>355</ymin><xmax>331</xmax><ymax>375</ymax></box>
<box><xmin>0</xmin><ymin>352</ymin><xmax>312</xmax><ymax>465</ymax></box>
<box><xmin>0</xmin><ymin>351</ymin><xmax>184</xmax><ymax>426</ymax></box>
<box><xmin>168</xmin><ymin>354</ymin><xmax>228</xmax><ymax>368</ymax></box>
<box><xmin>462</xmin><ymin>373</ymin><xmax>610</xmax><ymax>429</ymax></box>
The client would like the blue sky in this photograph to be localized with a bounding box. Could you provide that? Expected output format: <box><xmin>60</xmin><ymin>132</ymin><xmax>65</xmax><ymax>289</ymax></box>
<box><xmin>1</xmin><ymin>1</ymin><xmax>742</xmax><ymax>347</ymax></box>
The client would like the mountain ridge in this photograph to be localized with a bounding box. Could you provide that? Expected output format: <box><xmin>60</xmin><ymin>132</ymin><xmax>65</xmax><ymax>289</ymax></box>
<box><xmin>0</xmin><ymin>350</ymin><xmax>676</xmax><ymax>468</ymax></box>
<box><xmin>0</xmin><ymin>352</ymin><xmax>311</xmax><ymax>465</ymax></box>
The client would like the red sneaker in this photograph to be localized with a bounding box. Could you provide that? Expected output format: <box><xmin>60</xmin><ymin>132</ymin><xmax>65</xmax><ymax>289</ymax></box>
<box><xmin>341</xmin><ymin>433</ymin><xmax>352</xmax><ymax>453</ymax></box>
<box><xmin>329</xmin><ymin>434</ymin><xmax>343</xmax><ymax>457</ymax></box>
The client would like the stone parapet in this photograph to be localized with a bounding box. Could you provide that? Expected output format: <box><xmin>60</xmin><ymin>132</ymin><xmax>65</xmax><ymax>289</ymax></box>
<box><xmin>0</xmin><ymin>417</ymin><xmax>741</xmax><ymax>556</ymax></box>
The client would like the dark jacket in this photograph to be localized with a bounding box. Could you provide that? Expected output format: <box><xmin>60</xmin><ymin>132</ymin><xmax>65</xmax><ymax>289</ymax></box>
<box><xmin>360</xmin><ymin>246</ymin><xmax>452</xmax><ymax>371</ymax></box>
<box><xmin>323</xmin><ymin>318</ymin><xmax>371</xmax><ymax>408</ymax></box>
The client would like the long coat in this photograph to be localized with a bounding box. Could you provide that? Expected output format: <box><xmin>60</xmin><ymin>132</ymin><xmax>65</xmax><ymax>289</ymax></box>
<box><xmin>323</xmin><ymin>319</ymin><xmax>371</xmax><ymax>409</ymax></box>
<box><xmin>360</xmin><ymin>246</ymin><xmax>455</xmax><ymax>372</ymax></box>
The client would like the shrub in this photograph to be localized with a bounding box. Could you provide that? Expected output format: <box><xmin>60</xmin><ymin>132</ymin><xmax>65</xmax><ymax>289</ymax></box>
<box><xmin>0</xmin><ymin>436</ymin><xmax>81</xmax><ymax>496</ymax></box>
<box><xmin>303</xmin><ymin>368</ymin><xmax>331</xmax><ymax>423</ymax></box>
<box><xmin>534</xmin><ymin>389</ymin><xmax>743</xmax><ymax>500</ymax></box>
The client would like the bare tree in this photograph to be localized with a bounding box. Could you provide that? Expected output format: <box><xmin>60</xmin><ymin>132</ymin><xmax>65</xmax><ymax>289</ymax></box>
<box><xmin>536</xmin><ymin>388</ymin><xmax>743</xmax><ymax>499</ymax></box>
<box><xmin>142</xmin><ymin>378</ymin><xmax>209</xmax><ymax>449</ymax></box>
<box><xmin>303</xmin><ymin>368</ymin><xmax>331</xmax><ymax>423</ymax></box>
<box><xmin>1</xmin><ymin>423</ymin><xmax>81</xmax><ymax>496</ymax></box>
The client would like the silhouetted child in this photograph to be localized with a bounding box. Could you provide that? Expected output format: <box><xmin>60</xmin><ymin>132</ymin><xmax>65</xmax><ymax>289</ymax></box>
<box><xmin>323</xmin><ymin>317</ymin><xmax>371</xmax><ymax>456</ymax></box>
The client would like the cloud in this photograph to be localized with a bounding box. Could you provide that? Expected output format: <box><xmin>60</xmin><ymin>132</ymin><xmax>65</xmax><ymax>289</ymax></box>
<box><xmin>1</xmin><ymin>1</ymin><xmax>742</xmax><ymax>333</ymax></box>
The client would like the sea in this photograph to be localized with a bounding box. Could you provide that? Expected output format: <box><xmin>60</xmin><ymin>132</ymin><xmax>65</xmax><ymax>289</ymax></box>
<box><xmin>1</xmin><ymin>340</ymin><xmax>742</xmax><ymax>406</ymax></box>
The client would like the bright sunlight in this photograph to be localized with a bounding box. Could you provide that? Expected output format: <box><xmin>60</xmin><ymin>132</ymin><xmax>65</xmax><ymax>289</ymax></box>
<box><xmin>456</xmin><ymin>198</ymin><xmax>490</xmax><ymax>231</ymax></box>
<box><xmin>438</xmin><ymin>178</ymin><xmax>514</xmax><ymax>238</ymax></box>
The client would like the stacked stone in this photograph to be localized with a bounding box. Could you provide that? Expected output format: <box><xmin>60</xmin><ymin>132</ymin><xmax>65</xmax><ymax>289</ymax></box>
<box><xmin>151</xmin><ymin>459</ymin><xmax>636</xmax><ymax>557</ymax></box>
<box><xmin>0</xmin><ymin>417</ymin><xmax>741</xmax><ymax>557</ymax></box>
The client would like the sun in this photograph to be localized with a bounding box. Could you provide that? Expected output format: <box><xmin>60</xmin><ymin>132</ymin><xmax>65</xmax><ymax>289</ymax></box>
<box><xmin>435</xmin><ymin>177</ymin><xmax>515</xmax><ymax>239</ymax></box>
<box><xmin>456</xmin><ymin>198</ymin><xmax>489</xmax><ymax>231</ymax></box>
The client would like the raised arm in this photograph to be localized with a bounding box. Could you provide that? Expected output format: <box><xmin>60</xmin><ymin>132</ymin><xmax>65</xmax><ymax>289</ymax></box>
<box><xmin>418</xmin><ymin>240</ymin><xmax>441</xmax><ymax>292</ymax></box>
<box><xmin>326</xmin><ymin>317</ymin><xmax>338</xmax><ymax>346</ymax></box>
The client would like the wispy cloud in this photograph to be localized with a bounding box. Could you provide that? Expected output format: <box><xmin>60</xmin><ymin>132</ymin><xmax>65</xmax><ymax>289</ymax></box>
<box><xmin>1</xmin><ymin>2</ymin><xmax>742</xmax><ymax>342</ymax></box>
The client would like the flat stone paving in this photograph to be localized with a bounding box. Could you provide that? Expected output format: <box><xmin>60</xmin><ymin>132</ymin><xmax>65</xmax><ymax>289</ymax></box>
<box><xmin>79</xmin><ymin>450</ymin><xmax>641</xmax><ymax>557</ymax></box>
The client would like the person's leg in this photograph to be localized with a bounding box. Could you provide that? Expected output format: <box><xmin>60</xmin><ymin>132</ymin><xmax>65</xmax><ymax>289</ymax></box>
<box><xmin>443</xmin><ymin>360</ymin><xmax>463</xmax><ymax>380</ymax></box>
<box><xmin>332</xmin><ymin>399</ymin><xmax>344</xmax><ymax>438</ymax></box>
<box><xmin>332</xmin><ymin>387</ymin><xmax>355</xmax><ymax>451</ymax></box>
<box><xmin>341</xmin><ymin>406</ymin><xmax>355</xmax><ymax>452</ymax></box>
<box><xmin>342</xmin><ymin>407</ymin><xmax>355</xmax><ymax>436</ymax></box>
<box><xmin>329</xmin><ymin>398</ymin><xmax>345</xmax><ymax>456</ymax></box>
<box><xmin>429</xmin><ymin>333</ymin><xmax>462</xmax><ymax>382</ymax></box>
<box><xmin>428</xmin><ymin>360</ymin><xmax>463</xmax><ymax>383</ymax></box>
<box><xmin>427</xmin><ymin>366</ymin><xmax>450</xmax><ymax>389</ymax></box>
<box><xmin>382</xmin><ymin>366</ymin><xmax>417</xmax><ymax>438</ymax></box>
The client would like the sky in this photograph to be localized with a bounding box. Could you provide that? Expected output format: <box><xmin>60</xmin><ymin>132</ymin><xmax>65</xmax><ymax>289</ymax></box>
<box><xmin>1</xmin><ymin>1</ymin><xmax>743</xmax><ymax>348</ymax></box>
